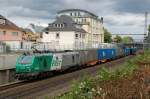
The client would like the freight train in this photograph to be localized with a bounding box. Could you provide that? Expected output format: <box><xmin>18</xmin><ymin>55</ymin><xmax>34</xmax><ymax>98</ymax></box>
<box><xmin>15</xmin><ymin>44</ymin><xmax>137</xmax><ymax>80</ymax></box>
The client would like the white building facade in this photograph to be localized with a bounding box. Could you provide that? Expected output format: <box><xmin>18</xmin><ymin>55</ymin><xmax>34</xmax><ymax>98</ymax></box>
<box><xmin>41</xmin><ymin>15</ymin><xmax>86</xmax><ymax>49</ymax></box>
<box><xmin>57</xmin><ymin>9</ymin><xmax>104</xmax><ymax>44</ymax></box>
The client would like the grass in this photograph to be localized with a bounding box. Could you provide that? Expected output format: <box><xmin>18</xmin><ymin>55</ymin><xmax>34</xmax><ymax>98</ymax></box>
<box><xmin>54</xmin><ymin>50</ymin><xmax>150</xmax><ymax>99</ymax></box>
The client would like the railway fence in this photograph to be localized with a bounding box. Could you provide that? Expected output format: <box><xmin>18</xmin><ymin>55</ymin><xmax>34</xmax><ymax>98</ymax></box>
<box><xmin>0</xmin><ymin>42</ymin><xmax>149</xmax><ymax>54</ymax></box>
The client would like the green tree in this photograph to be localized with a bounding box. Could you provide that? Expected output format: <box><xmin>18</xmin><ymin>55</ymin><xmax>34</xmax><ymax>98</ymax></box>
<box><xmin>148</xmin><ymin>24</ymin><xmax>150</xmax><ymax>33</ymax></box>
<box><xmin>122</xmin><ymin>36</ymin><xmax>134</xmax><ymax>43</ymax></box>
<box><xmin>113</xmin><ymin>35</ymin><xmax>122</xmax><ymax>43</ymax></box>
<box><xmin>147</xmin><ymin>25</ymin><xmax>150</xmax><ymax>43</ymax></box>
<box><xmin>104</xmin><ymin>28</ymin><xmax>112</xmax><ymax>43</ymax></box>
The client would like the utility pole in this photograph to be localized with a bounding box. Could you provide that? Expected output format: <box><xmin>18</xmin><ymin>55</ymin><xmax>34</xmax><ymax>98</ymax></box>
<box><xmin>143</xmin><ymin>12</ymin><xmax>148</xmax><ymax>50</ymax></box>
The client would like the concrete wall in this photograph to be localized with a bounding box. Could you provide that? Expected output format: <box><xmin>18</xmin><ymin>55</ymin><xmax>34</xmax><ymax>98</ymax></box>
<box><xmin>0</xmin><ymin>69</ymin><xmax>16</xmax><ymax>84</ymax></box>
<box><xmin>0</xmin><ymin>54</ymin><xmax>19</xmax><ymax>85</ymax></box>
<box><xmin>0</xmin><ymin>54</ymin><xmax>19</xmax><ymax>70</ymax></box>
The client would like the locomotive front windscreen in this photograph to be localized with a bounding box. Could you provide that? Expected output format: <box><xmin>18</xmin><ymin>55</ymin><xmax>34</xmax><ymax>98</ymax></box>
<box><xmin>19</xmin><ymin>56</ymin><xmax>32</xmax><ymax>64</ymax></box>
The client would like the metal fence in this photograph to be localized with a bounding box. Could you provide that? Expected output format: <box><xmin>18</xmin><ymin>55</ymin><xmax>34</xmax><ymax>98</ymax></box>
<box><xmin>0</xmin><ymin>42</ymin><xmax>150</xmax><ymax>54</ymax></box>
<box><xmin>0</xmin><ymin>42</ymin><xmax>117</xmax><ymax>53</ymax></box>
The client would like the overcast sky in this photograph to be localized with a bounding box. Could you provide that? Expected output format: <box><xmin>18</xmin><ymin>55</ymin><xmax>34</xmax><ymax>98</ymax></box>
<box><xmin>1</xmin><ymin>0</ymin><xmax>150</xmax><ymax>41</ymax></box>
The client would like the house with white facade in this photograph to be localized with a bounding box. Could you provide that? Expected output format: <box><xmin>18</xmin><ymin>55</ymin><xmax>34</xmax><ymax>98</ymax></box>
<box><xmin>57</xmin><ymin>9</ymin><xmax>104</xmax><ymax>44</ymax></box>
<box><xmin>41</xmin><ymin>15</ymin><xmax>87</xmax><ymax>49</ymax></box>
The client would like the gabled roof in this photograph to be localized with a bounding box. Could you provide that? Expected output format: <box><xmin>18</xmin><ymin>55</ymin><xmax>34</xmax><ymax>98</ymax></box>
<box><xmin>0</xmin><ymin>15</ymin><xmax>21</xmax><ymax>31</ymax></box>
<box><xmin>44</xmin><ymin>15</ymin><xmax>86</xmax><ymax>33</ymax></box>
<box><xmin>27</xmin><ymin>24</ymin><xmax>45</xmax><ymax>33</ymax></box>
<box><xmin>21</xmin><ymin>28</ymin><xmax>34</xmax><ymax>34</ymax></box>
<box><xmin>0</xmin><ymin>15</ymin><xmax>5</xmax><ymax>19</ymax></box>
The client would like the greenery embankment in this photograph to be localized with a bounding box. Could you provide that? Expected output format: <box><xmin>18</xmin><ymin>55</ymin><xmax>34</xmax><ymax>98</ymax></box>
<box><xmin>56</xmin><ymin>50</ymin><xmax>150</xmax><ymax>99</ymax></box>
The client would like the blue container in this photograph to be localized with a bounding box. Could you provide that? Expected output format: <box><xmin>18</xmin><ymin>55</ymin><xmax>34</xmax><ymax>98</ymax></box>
<box><xmin>130</xmin><ymin>48</ymin><xmax>137</xmax><ymax>55</ymax></box>
<box><xmin>98</xmin><ymin>49</ymin><xmax>107</xmax><ymax>60</ymax></box>
<box><xmin>106</xmin><ymin>49</ymin><xmax>116</xmax><ymax>59</ymax></box>
<box><xmin>124</xmin><ymin>48</ymin><xmax>130</xmax><ymax>56</ymax></box>
<box><xmin>98</xmin><ymin>49</ymin><xmax>116</xmax><ymax>60</ymax></box>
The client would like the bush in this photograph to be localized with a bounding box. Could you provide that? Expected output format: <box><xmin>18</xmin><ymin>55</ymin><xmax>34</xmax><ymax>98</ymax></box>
<box><xmin>57</xmin><ymin>51</ymin><xmax>150</xmax><ymax>99</ymax></box>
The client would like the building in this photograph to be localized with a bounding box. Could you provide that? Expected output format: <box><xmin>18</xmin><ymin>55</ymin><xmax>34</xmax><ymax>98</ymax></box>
<box><xmin>27</xmin><ymin>23</ymin><xmax>45</xmax><ymax>41</ymax></box>
<box><xmin>0</xmin><ymin>15</ymin><xmax>23</xmax><ymax>50</ymax></box>
<box><xmin>42</xmin><ymin>15</ymin><xmax>87</xmax><ymax>49</ymax></box>
<box><xmin>57</xmin><ymin>9</ymin><xmax>104</xmax><ymax>44</ymax></box>
<box><xmin>21</xmin><ymin>28</ymin><xmax>38</xmax><ymax>42</ymax></box>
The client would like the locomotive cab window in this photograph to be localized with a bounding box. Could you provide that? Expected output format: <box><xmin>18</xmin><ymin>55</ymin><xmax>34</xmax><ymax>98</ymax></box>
<box><xmin>20</xmin><ymin>56</ymin><xmax>32</xmax><ymax>64</ymax></box>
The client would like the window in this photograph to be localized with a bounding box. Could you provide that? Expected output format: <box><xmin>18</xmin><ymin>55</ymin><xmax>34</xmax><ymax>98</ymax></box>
<box><xmin>53</xmin><ymin>24</ymin><xmax>57</xmax><ymax>28</ymax></box>
<box><xmin>75</xmin><ymin>34</ymin><xmax>78</xmax><ymax>39</ymax></box>
<box><xmin>72</xmin><ymin>55</ymin><xmax>75</xmax><ymax>63</ymax></box>
<box><xmin>74</xmin><ymin>12</ymin><xmax>77</xmax><ymax>16</ymax></box>
<box><xmin>12</xmin><ymin>32</ymin><xmax>18</xmax><ymax>36</ymax></box>
<box><xmin>70</xmin><ymin>13</ymin><xmax>72</xmax><ymax>16</ymax></box>
<box><xmin>56</xmin><ymin>33</ymin><xmax>60</xmax><ymax>39</ymax></box>
<box><xmin>0</xmin><ymin>19</ymin><xmax>5</xmax><ymax>25</ymax></box>
<box><xmin>78</xmin><ymin>12</ymin><xmax>80</xmax><ymax>16</ymax></box>
<box><xmin>76</xmin><ymin>19</ymin><xmax>78</xmax><ymax>23</ymax></box>
<box><xmin>60</xmin><ymin>24</ymin><xmax>64</xmax><ymax>28</ymax></box>
<box><xmin>84</xmin><ymin>18</ymin><xmax>86</xmax><ymax>22</ymax></box>
<box><xmin>82</xmin><ymin>18</ymin><xmax>86</xmax><ymax>23</ymax></box>
<box><xmin>53</xmin><ymin>24</ymin><xmax>56</xmax><ymax>27</ymax></box>
<box><xmin>58</xmin><ymin>24</ymin><xmax>60</xmax><ymax>28</ymax></box>
<box><xmin>45</xmin><ymin>32</ymin><xmax>49</xmax><ymax>34</ymax></box>
<box><xmin>19</xmin><ymin>56</ymin><xmax>32</xmax><ymax>64</ymax></box>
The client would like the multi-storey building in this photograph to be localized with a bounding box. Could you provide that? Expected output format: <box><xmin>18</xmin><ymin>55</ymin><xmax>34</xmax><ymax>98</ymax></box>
<box><xmin>42</xmin><ymin>15</ymin><xmax>86</xmax><ymax>49</ymax></box>
<box><xmin>0</xmin><ymin>15</ymin><xmax>23</xmax><ymax>49</ymax></box>
<box><xmin>57</xmin><ymin>9</ymin><xmax>104</xmax><ymax>44</ymax></box>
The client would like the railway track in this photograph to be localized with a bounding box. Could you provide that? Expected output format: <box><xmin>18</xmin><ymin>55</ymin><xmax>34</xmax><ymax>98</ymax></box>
<box><xmin>0</xmin><ymin>81</ymin><xmax>23</xmax><ymax>91</ymax></box>
<box><xmin>0</xmin><ymin>55</ymin><xmax>134</xmax><ymax>99</ymax></box>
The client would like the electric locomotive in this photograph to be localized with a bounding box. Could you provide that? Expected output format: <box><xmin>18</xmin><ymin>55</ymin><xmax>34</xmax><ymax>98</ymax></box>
<box><xmin>15</xmin><ymin>43</ymin><xmax>137</xmax><ymax>80</ymax></box>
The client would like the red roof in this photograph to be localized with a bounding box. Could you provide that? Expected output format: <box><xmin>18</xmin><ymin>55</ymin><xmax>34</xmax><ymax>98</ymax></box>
<box><xmin>0</xmin><ymin>15</ymin><xmax>21</xmax><ymax>31</ymax></box>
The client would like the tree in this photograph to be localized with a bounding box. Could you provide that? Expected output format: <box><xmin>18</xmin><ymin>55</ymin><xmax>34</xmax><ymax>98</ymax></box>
<box><xmin>147</xmin><ymin>25</ymin><xmax>150</xmax><ymax>43</ymax></box>
<box><xmin>113</xmin><ymin>35</ymin><xmax>122</xmax><ymax>43</ymax></box>
<box><xmin>104</xmin><ymin>28</ymin><xmax>112</xmax><ymax>43</ymax></box>
<box><xmin>148</xmin><ymin>24</ymin><xmax>150</xmax><ymax>33</ymax></box>
<box><xmin>122</xmin><ymin>36</ymin><xmax>134</xmax><ymax>43</ymax></box>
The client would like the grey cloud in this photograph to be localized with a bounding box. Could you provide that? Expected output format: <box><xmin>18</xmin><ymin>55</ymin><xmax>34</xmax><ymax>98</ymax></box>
<box><xmin>0</xmin><ymin>0</ymin><xmax>148</xmax><ymax>40</ymax></box>
<box><xmin>0</xmin><ymin>0</ymin><xmax>64</xmax><ymax>19</ymax></box>
<box><xmin>114</xmin><ymin>0</ymin><xmax>150</xmax><ymax>13</ymax></box>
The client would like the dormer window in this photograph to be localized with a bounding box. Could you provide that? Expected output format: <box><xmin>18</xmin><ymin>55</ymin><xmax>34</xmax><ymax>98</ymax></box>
<box><xmin>60</xmin><ymin>24</ymin><xmax>64</xmax><ymax>28</ymax></box>
<box><xmin>0</xmin><ymin>19</ymin><xmax>6</xmax><ymax>25</ymax></box>
<box><xmin>53</xmin><ymin>24</ymin><xmax>57</xmax><ymax>28</ymax></box>
<box><xmin>53</xmin><ymin>24</ymin><xmax>64</xmax><ymax>28</ymax></box>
